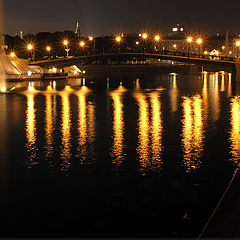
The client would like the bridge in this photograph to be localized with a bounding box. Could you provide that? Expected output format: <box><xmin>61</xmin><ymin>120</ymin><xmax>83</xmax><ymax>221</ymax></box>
<box><xmin>31</xmin><ymin>52</ymin><xmax>240</xmax><ymax>80</ymax></box>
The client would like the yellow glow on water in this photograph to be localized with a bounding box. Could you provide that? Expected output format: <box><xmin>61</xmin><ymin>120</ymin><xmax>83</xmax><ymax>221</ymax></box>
<box><xmin>76</xmin><ymin>88</ymin><xmax>88</xmax><ymax>162</ymax></box>
<box><xmin>182</xmin><ymin>95</ymin><xmax>203</xmax><ymax>172</ymax></box>
<box><xmin>202</xmin><ymin>72</ymin><xmax>209</xmax><ymax>121</ymax></box>
<box><xmin>60</xmin><ymin>92</ymin><xmax>72</xmax><ymax>171</ymax></box>
<box><xmin>170</xmin><ymin>74</ymin><xmax>178</xmax><ymax>112</ymax></box>
<box><xmin>220</xmin><ymin>73</ymin><xmax>225</xmax><ymax>92</ymax></box>
<box><xmin>134</xmin><ymin>92</ymin><xmax>150</xmax><ymax>170</ymax></box>
<box><xmin>150</xmin><ymin>92</ymin><xmax>162</xmax><ymax>170</ymax></box>
<box><xmin>87</xmin><ymin>102</ymin><xmax>96</xmax><ymax>144</ymax></box>
<box><xmin>230</xmin><ymin>97</ymin><xmax>240</xmax><ymax>166</ymax></box>
<box><xmin>25</xmin><ymin>93</ymin><xmax>37</xmax><ymax>166</ymax></box>
<box><xmin>111</xmin><ymin>90</ymin><xmax>125</xmax><ymax>166</ymax></box>
<box><xmin>45</xmin><ymin>94</ymin><xmax>53</xmax><ymax>158</ymax></box>
<box><xmin>228</xmin><ymin>73</ymin><xmax>232</xmax><ymax>98</ymax></box>
<box><xmin>1</xmin><ymin>87</ymin><xmax>6</xmax><ymax>93</ymax></box>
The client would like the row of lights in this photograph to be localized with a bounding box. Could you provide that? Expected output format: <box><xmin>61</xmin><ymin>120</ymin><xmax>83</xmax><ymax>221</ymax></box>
<box><xmin>9</xmin><ymin>34</ymin><xmax>240</xmax><ymax>58</ymax></box>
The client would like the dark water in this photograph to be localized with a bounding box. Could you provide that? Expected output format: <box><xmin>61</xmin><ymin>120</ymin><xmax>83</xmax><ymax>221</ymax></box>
<box><xmin>0</xmin><ymin>72</ymin><xmax>239</xmax><ymax>237</ymax></box>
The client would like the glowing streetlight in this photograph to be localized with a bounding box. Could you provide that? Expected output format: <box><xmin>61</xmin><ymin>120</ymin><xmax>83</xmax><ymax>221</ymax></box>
<box><xmin>154</xmin><ymin>35</ymin><xmax>160</xmax><ymax>42</ymax></box>
<box><xmin>186</xmin><ymin>36</ymin><xmax>193</xmax><ymax>58</ymax></box>
<box><xmin>10</xmin><ymin>52</ymin><xmax>15</xmax><ymax>58</ymax></box>
<box><xmin>79</xmin><ymin>41</ymin><xmax>85</xmax><ymax>47</ymax></box>
<box><xmin>136</xmin><ymin>41</ymin><xmax>140</xmax><ymax>45</ymax></box>
<box><xmin>88</xmin><ymin>36</ymin><xmax>95</xmax><ymax>54</ymax></box>
<box><xmin>63</xmin><ymin>40</ymin><xmax>70</xmax><ymax>58</ymax></box>
<box><xmin>142</xmin><ymin>33</ymin><xmax>148</xmax><ymax>40</ymax></box>
<box><xmin>236</xmin><ymin>41</ymin><xmax>240</xmax><ymax>57</ymax></box>
<box><xmin>89</xmin><ymin>36</ymin><xmax>93</xmax><ymax>41</ymax></box>
<box><xmin>196</xmin><ymin>38</ymin><xmax>203</xmax><ymax>57</ymax></box>
<box><xmin>115</xmin><ymin>36</ymin><xmax>122</xmax><ymax>43</ymax></box>
<box><xmin>46</xmin><ymin>46</ymin><xmax>51</xmax><ymax>58</ymax></box>
<box><xmin>27</xmin><ymin>44</ymin><xmax>34</xmax><ymax>60</ymax></box>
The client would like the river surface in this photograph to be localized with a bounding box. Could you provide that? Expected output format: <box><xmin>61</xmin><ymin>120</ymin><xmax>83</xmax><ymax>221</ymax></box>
<box><xmin>0</xmin><ymin>72</ymin><xmax>239</xmax><ymax>237</ymax></box>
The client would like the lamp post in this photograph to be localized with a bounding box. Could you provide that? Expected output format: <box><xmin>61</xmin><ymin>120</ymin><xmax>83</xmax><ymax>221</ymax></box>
<box><xmin>79</xmin><ymin>41</ymin><xmax>86</xmax><ymax>55</ymax></box>
<box><xmin>236</xmin><ymin>41</ymin><xmax>240</xmax><ymax>58</ymax></box>
<box><xmin>27</xmin><ymin>43</ymin><xmax>34</xmax><ymax>61</ymax></box>
<box><xmin>115</xmin><ymin>36</ymin><xmax>122</xmax><ymax>53</ymax></box>
<box><xmin>187</xmin><ymin>37</ymin><xmax>193</xmax><ymax>58</ymax></box>
<box><xmin>196</xmin><ymin>38</ymin><xmax>203</xmax><ymax>57</ymax></box>
<box><xmin>141</xmin><ymin>33</ymin><xmax>148</xmax><ymax>53</ymax></box>
<box><xmin>63</xmin><ymin>40</ymin><xmax>70</xmax><ymax>58</ymax></box>
<box><xmin>89</xmin><ymin>36</ymin><xmax>95</xmax><ymax>54</ymax></box>
<box><xmin>154</xmin><ymin>35</ymin><xmax>160</xmax><ymax>53</ymax></box>
<box><xmin>46</xmin><ymin>46</ymin><xmax>51</xmax><ymax>59</ymax></box>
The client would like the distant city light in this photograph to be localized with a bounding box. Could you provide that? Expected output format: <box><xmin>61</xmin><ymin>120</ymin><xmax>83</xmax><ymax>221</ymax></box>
<box><xmin>136</xmin><ymin>41</ymin><xmax>140</xmax><ymax>45</ymax></box>
<box><xmin>173</xmin><ymin>44</ymin><xmax>177</xmax><ymax>49</ymax></box>
<box><xmin>46</xmin><ymin>46</ymin><xmax>51</xmax><ymax>52</ymax></box>
<box><xmin>172</xmin><ymin>28</ymin><xmax>178</xmax><ymax>32</ymax></box>
<box><xmin>222</xmin><ymin>46</ymin><xmax>226</xmax><ymax>50</ymax></box>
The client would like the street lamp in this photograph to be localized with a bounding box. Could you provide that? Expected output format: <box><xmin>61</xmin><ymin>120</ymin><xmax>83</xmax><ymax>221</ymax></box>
<box><xmin>63</xmin><ymin>40</ymin><xmax>70</xmax><ymax>58</ymax></box>
<box><xmin>88</xmin><ymin>36</ymin><xmax>96</xmax><ymax>54</ymax></box>
<box><xmin>141</xmin><ymin>33</ymin><xmax>148</xmax><ymax>53</ymax></box>
<box><xmin>27</xmin><ymin>44</ymin><xmax>34</xmax><ymax>60</ymax></box>
<box><xmin>196</xmin><ymin>38</ymin><xmax>203</xmax><ymax>57</ymax></box>
<box><xmin>10</xmin><ymin>52</ymin><xmax>16</xmax><ymax>58</ymax></box>
<box><xmin>187</xmin><ymin>36</ymin><xmax>193</xmax><ymax>58</ymax></box>
<box><xmin>115</xmin><ymin>36</ymin><xmax>122</xmax><ymax>52</ymax></box>
<box><xmin>236</xmin><ymin>41</ymin><xmax>240</xmax><ymax>57</ymax></box>
<box><xmin>46</xmin><ymin>46</ymin><xmax>51</xmax><ymax>58</ymax></box>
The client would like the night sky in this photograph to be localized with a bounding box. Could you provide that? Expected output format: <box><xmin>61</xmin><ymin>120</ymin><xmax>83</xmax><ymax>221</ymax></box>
<box><xmin>3</xmin><ymin>0</ymin><xmax>240</xmax><ymax>36</ymax></box>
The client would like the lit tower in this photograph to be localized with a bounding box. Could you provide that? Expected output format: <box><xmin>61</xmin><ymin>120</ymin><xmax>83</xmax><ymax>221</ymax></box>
<box><xmin>75</xmin><ymin>20</ymin><xmax>81</xmax><ymax>37</ymax></box>
<box><xmin>20</xmin><ymin>28</ymin><xmax>24</xmax><ymax>40</ymax></box>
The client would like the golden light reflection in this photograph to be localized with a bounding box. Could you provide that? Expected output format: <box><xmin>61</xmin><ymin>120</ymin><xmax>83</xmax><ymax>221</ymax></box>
<box><xmin>60</xmin><ymin>89</ymin><xmax>72</xmax><ymax>171</ymax></box>
<box><xmin>230</xmin><ymin>97</ymin><xmax>240</xmax><ymax>166</ymax></box>
<box><xmin>75</xmin><ymin>86</ymin><xmax>90</xmax><ymax>162</ymax></box>
<box><xmin>134</xmin><ymin>92</ymin><xmax>150</xmax><ymax>170</ymax></box>
<box><xmin>170</xmin><ymin>74</ymin><xmax>178</xmax><ymax>112</ymax></box>
<box><xmin>150</xmin><ymin>92</ymin><xmax>163</xmax><ymax>170</ymax></box>
<box><xmin>110</xmin><ymin>86</ymin><xmax>127</xmax><ymax>166</ymax></box>
<box><xmin>220</xmin><ymin>73</ymin><xmax>225</xmax><ymax>92</ymax></box>
<box><xmin>25</xmin><ymin>92</ymin><xmax>37</xmax><ymax>166</ymax></box>
<box><xmin>202</xmin><ymin>72</ymin><xmax>209</xmax><ymax>121</ymax></box>
<box><xmin>182</xmin><ymin>95</ymin><xmax>204</xmax><ymax>172</ymax></box>
<box><xmin>87</xmin><ymin>102</ymin><xmax>96</xmax><ymax>144</ymax></box>
<box><xmin>228</xmin><ymin>73</ymin><xmax>232</xmax><ymax>98</ymax></box>
<box><xmin>45</xmin><ymin>93</ymin><xmax>53</xmax><ymax>158</ymax></box>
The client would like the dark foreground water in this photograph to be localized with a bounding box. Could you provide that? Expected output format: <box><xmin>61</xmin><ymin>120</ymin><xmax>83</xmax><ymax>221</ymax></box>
<box><xmin>0</xmin><ymin>72</ymin><xmax>239</xmax><ymax>237</ymax></box>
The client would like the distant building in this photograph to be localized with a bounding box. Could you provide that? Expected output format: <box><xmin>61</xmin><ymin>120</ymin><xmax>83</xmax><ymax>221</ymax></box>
<box><xmin>161</xmin><ymin>24</ymin><xmax>186</xmax><ymax>52</ymax></box>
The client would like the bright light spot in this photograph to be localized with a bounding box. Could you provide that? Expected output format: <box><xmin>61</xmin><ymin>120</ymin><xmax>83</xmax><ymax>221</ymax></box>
<box><xmin>197</xmin><ymin>38</ymin><xmax>203</xmax><ymax>45</ymax></box>
<box><xmin>172</xmin><ymin>28</ymin><xmax>178</xmax><ymax>32</ymax></box>
<box><xmin>204</xmin><ymin>51</ymin><xmax>208</xmax><ymax>55</ymax></box>
<box><xmin>80</xmin><ymin>41</ymin><xmax>85</xmax><ymax>47</ymax></box>
<box><xmin>229</xmin><ymin>51</ymin><xmax>233</xmax><ymax>55</ymax></box>
<box><xmin>236</xmin><ymin>41</ymin><xmax>240</xmax><ymax>47</ymax></box>
<box><xmin>27</xmin><ymin>44</ymin><xmax>33</xmax><ymax>51</ymax></box>
<box><xmin>115</xmin><ymin>36</ymin><xmax>122</xmax><ymax>43</ymax></box>
<box><xmin>180</xmin><ymin>28</ymin><xmax>184</xmax><ymax>32</ymax></box>
<box><xmin>222</xmin><ymin>46</ymin><xmax>226</xmax><ymax>50</ymax></box>
<box><xmin>187</xmin><ymin>37</ymin><xmax>193</xmax><ymax>43</ymax></box>
<box><xmin>74</xmin><ymin>70</ymin><xmax>78</xmax><ymax>75</ymax></box>
<box><xmin>139</xmin><ymin>33</ymin><xmax>142</xmax><ymax>37</ymax></box>
<box><xmin>136</xmin><ymin>41</ymin><xmax>139</xmax><ymax>45</ymax></box>
<box><xmin>63</xmin><ymin>40</ymin><xmax>69</xmax><ymax>46</ymax></box>
<box><xmin>28</xmin><ymin>71</ymin><xmax>32</xmax><ymax>77</ymax></box>
<box><xmin>155</xmin><ymin>35</ymin><xmax>160</xmax><ymax>41</ymax></box>
<box><xmin>46</xmin><ymin>46</ymin><xmax>51</xmax><ymax>52</ymax></box>
<box><xmin>52</xmin><ymin>68</ymin><xmax>57</xmax><ymax>73</ymax></box>
<box><xmin>89</xmin><ymin>36</ymin><xmax>93</xmax><ymax>41</ymax></box>
<box><xmin>1</xmin><ymin>87</ymin><xmax>6</xmax><ymax>93</ymax></box>
<box><xmin>83</xmin><ymin>70</ymin><xmax>86</xmax><ymax>74</ymax></box>
<box><xmin>142</xmin><ymin>33</ymin><xmax>148</xmax><ymax>39</ymax></box>
<box><xmin>10</xmin><ymin>52</ymin><xmax>15</xmax><ymax>58</ymax></box>
<box><xmin>173</xmin><ymin>44</ymin><xmax>177</xmax><ymax>48</ymax></box>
